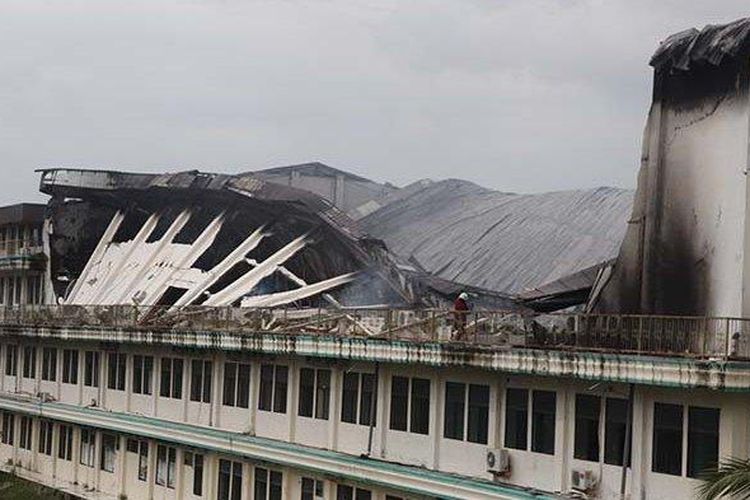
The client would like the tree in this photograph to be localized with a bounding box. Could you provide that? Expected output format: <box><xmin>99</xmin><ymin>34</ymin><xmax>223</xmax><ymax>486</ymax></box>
<box><xmin>698</xmin><ymin>458</ymin><xmax>750</xmax><ymax>500</ymax></box>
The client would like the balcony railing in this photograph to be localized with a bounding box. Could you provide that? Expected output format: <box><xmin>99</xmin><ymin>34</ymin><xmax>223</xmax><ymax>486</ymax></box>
<box><xmin>0</xmin><ymin>305</ymin><xmax>747</xmax><ymax>360</ymax></box>
<box><xmin>0</xmin><ymin>239</ymin><xmax>44</xmax><ymax>258</ymax></box>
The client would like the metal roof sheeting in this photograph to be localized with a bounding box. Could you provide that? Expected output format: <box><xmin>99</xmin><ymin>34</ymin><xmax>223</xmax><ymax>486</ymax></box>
<box><xmin>360</xmin><ymin>179</ymin><xmax>633</xmax><ymax>295</ymax></box>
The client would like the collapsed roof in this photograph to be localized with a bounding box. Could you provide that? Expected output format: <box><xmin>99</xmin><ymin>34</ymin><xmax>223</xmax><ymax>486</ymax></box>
<box><xmin>359</xmin><ymin>179</ymin><xmax>633</xmax><ymax>296</ymax></box>
<box><xmin>38</xmin><ymin>168</ymin><xmax>519</xmax><ymax>312</ymax></box>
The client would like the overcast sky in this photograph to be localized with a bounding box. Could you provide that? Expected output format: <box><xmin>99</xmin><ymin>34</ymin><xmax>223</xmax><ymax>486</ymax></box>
<box><xmin>1</xmin><ymin>1</ymin><xmax>748</xmax><ymax>204</ymax></box>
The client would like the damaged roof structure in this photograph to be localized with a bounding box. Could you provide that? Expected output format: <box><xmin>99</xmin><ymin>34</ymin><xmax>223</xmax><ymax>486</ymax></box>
<box><xmin>39</xmin><ymin>168</ymin><xmax>519</xmax><ymax>317</ymax></box>
<box><xmin>359</xmin><ymin>179</ymin><xmax>633</xmax><ymax>297</ymax></box>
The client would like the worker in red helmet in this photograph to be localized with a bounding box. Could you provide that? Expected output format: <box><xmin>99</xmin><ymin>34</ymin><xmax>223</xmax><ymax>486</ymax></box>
<box><xmin>453</xmin><ymin>292</ymin><xmax>470</xmax><ymax>341</ymax></box>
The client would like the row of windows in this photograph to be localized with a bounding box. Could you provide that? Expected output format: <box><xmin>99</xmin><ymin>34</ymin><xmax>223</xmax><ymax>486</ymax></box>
<box><xmin>0</xmin><ymin>410</ymin><xmax>405</xmax><ymax>500</ymax></box>
<box><xmin>0</xmin><ymin>345</ymin><xmax>724</xmax><ymax>476</ymax></box>
<box><xmin>0</xmin><ymin>275</ymin><xmax>44</xmax><ymax>306</ymax></box>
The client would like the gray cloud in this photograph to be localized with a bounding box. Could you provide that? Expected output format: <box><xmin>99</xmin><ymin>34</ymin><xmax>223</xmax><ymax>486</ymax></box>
<box><xmin>1</xmin><ymin>0</ymin><xmax>748</xmax><ymax>204</ymax></box>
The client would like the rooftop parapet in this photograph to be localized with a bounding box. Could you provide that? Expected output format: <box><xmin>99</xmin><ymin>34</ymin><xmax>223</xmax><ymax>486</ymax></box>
<box><xmin>0</xmin><ymin>305</ymin><xmax>748</xmax><ymax>361</ymax></box>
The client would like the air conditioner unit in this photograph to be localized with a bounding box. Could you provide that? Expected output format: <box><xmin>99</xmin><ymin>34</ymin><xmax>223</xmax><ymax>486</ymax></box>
<box><xmin>486</xmin><ymin>448</ymin><xmax>510</xmax><ymax>474</ymax></box>
<box><xmin>571</xmin><ymin>469</ymin><xmax>596</xmax><ymax>492</ymax></box>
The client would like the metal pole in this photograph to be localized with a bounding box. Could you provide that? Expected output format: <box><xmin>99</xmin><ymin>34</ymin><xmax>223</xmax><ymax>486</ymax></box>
<box><xmin>620</xmin><ymin>383</ymin><xmax>635</xmax><ymax>498</ymax></box>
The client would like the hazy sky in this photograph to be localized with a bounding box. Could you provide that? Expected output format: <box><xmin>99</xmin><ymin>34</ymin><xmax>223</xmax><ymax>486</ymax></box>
<box><xmin>1</xmin><ymin>1</ymin><xmax>748</xmax><ymax>204</ymax></box>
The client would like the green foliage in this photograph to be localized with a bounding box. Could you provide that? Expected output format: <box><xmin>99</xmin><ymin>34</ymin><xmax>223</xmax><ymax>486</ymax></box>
<box><xmin>698</xmin><ymin>457</ymin><xmax>750</xmax><ymax>500</ymax></box>
<box><xmin>0</xmin><ymin>472</ymin><xmax>72</xmax><ymax>500</ymax></box>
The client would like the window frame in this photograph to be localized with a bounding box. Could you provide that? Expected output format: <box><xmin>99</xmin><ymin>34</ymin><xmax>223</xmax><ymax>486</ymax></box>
<box><xmin>84</xmin><ymin>351</ymin><xmax>100</xmax><ymax>388</ymax></box>
<box><xmin>22</xmin><ymin>346</ymin><xmax>36</xmax><ymax>379</ymax></box>
<box><xmin>107</xmin><ymin>352</ymin><xmax>127</xmax><ymax>391</ymax></box>
<box><xmin>41</xmin><ymin>347</ymin><xmax>56</xmax><ymax>382</ymax></box>
<box><xmin>62</xmin><ymin>349</ymin><xmax>79</xmax><ymax>385</ymax></box>
<box><xmin>161</xmin><ymin>357</ymin><xmax>185</xmax><ymax>400</ymax></box>
<box><xmin>298</xmin><ymin>367</ymin><xmax>331</xmax><ymax>420</ymax></box>
<box><xmin>133</xmin><ymin>355</ymin><xmax>154</xmax><ymax>395</ymax></box>
<box><xmin>222</xmin><ymin>361</ymin><xmax>250</xmax><ymax>408</ymax></box>
<box><xmin>190</xmin><ymin>359</ymin><xmax>212</xmax><ymax>403</ymax></box>
<box><xmin>258</xmin><ymin>364</ymin><xmax>289</xmax><ymax>414</ymax></box>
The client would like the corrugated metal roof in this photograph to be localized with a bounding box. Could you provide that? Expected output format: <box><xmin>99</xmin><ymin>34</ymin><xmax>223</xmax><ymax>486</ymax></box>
<box><xmin>360</xmin><ymin>179</ymin><xmax>634</xmax><ymax>295</ymax></box>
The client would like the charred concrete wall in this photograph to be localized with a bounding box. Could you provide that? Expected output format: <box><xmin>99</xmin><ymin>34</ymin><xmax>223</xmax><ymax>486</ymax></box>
<box><xmin>595</xmin><ymin>20</ymin><xmax>750</xmax><ymax>316</ymax></box>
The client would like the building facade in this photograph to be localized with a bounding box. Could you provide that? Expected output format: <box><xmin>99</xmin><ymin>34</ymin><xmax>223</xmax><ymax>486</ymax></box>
<box><xmin>0</xmin><ymin>308</ymin><xmax>745</xmax><ymax>500</ymax></box>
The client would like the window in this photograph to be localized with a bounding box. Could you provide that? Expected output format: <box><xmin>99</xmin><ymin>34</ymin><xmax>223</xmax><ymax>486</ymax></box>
<box><xmin>155</xmin><ymin>444</ymin><xmax>176</xmax><ymax>488</ymax></box>
<box><xmin>652</xmin><ymin>403</ymin><xmax>683</xmax><ymax>475</ymax></box>
<box><xmin>299</xmin><ymin>368</ymin><xmax>331</xmax><ymax>420</ymax></box>
<box><xmin>604</xmin><ymin>398</ymin><xmax>631</xmax><ymax>466</ymax></box>
<box><xmin>126</xmin><ymin>439</ymin><xmax>149</xmax><ymax>481</ymax></box>
<box><xmin>444</xmin><ymin>382</ymin><xmax>465</xmax><ymax>440</ymax></box>
<box><xmin>84</xmin><ymin>351</ymin><xmax>100</xmax><ymax>387</ymax></box>
<box><xmin>38</xmin><ymin>420</ymin><xmax>53</xmax><ymax>455</ymax></box>
<box><xmin>688</xmin><ymin>407</ymin><xmax>720</xmax><ymax>478</ymax></box>
<box><xmin>5</xmin><ymin>345</ymin><xmax>17</xmax><ymax>376</ymax></box>
<box><xmin>133</xmin><ymin>355</ymin><xmax>153</xmax><ymax>395</ymax></box>
<box><xmin>107</xmin><ymin>353</ymin><xmax>126</xmax><ymax>391</ymax></box>
<box><xmin>258</xmin><ymin>364</ymin><xmax>288</xmax><ymax>413</ymax></box>
<box><xmin>341</xmin><ymin>372</ymin><xmax>377</xmax><ymax>426</ymax></box>
<box><xmin>651</xmin><ymin>403</ymin><xmax>720</xmax><ymax>478</ymax></box>
<box><xmin>389</xmin><ymin>376</ymin><xmax>430</xmax><ymax>434</ymax></box>
<box><xmin>80</xmin><ymin>428</ymin><xmax>96</xmax><ymax>467</ymax></box>
<box><xmin>58</xmin><ymin>424</ymin><xmax>73</xmax><ymax>460</ymax></box>
<box><xmin>337</xmin><ymin>485</ymin><xmax>372</xmax><ymax>500</ymax></box>
<box><xmin>193</xmin><ymin>453</ymin><xmax>204</xmax><ymax>496</ymax></box>
<box><xmin>22</xmin><ymin>346</ymin><xmax>36</xmax><ymax>379</ymax></box>
<box><xmin>301</xmin><ymin>477</ymin><xmax>324</xmax><ymax>500</ymax></box>
<box><xmin>254</xmin><ymin>467</ymin><xmax>283</xmax><ymax>500</ymax></box>
<box><xmin>100</xmin><ymin>434</ymin><xmax>117</xmax><ymax>473</ymax></box>
<box><xmin>161</xmin><ymin>357</ymin><xmax>184</xmax><ymax>399</ymax></box>
<box><xmin>222</xmin><ymin>362</ymin><xmax>250</xmax><ymax>408</ymax></box>
<box><xmin>42</xmin><ymin>348</ymin><xmax>56</xmax><ymax>381</ymax></box>
<box><xmin>19</xmin><ymin>415</ymin><xmax>32</xmax><ymax>450</ymax></box>
<box><xmin>531</xmin><ymin>391</ymin><xmax>556</xmax><ymax>454</ymax></box>
<box><xmin>574</xmin><ymin>394</ymin><xmax>600</xmax><ymax>461</ymax></box>
<box><xmin>444</xmin><ymin>382</ymin><xmax>490</xmax><ymax>444</ymax></box>
<box><xmin>62</xmin><ymin>349</ymin><xmax>78</xmax><ymax>384</ymax></box>
<box><xmin>504</xmin><ymin>388</ymin><xmax>528</xmax><ymax>450</ymax></box>
<box><xmin>1</xmin><ymin>411</ymin><xmax>13</xmax><ymax>445</ymax></box>
<box><xmin>190</xmin><ymin>360</ymin><xmax>212</xmax><ymax>403</ymax></box>
<box><xmin>218</xmin><ymin>459</ymin><xmax>243</xmax><ymax>500</ymax></box>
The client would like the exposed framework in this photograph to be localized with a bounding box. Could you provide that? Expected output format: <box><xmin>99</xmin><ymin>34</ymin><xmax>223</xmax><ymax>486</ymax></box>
<box><xmin>66</xmin><ymin>209</ymin><xmax>356</xmax><ymax>310</ymax></box>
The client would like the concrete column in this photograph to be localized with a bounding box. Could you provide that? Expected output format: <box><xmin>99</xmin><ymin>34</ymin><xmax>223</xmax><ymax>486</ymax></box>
<box><xmin>432</xmin><ymin>371</ymin><xmax>444</xmax><ymax>469</ymax></box>
<box><xmin>175</xmin><ymin>448</ymin><xmax>185</xmax><ymax>500</ymax></box>
<box><xmin>147</xmin><ymin>439</ymin><xmax>156</xmax><ymax>499</ymax></box>
<box><xmin>376</xmin><ymin>365</ymin><xmax>388</xmax><ymax>458</ymax></box>
<box><xmin>31</xmin><ymin>417</ymin><xmax>38</xmax><ymax>472</ymax></box>
<box><xmin>125</xmin><ymin>353</ymin><xmax>132</xmax><ymax>413</ymax></box>
<box><xmin>51</xmin><ymin>421</ymin><xmax>59</xmax><ymax>479</ymax></box>
<box><xmin>72</xmin><ymin>425</ymin><xmax>81</xmax><ymax>486</ymax></box>
<box><xmin>249</xmin><ymin>362</ymin><xmax>259</xmax><ymax>434</ymax></box>
<box><xmin>77</xmin><ymin>349</ymin><xmax>84</xmax><ymax>406</ymax></box>
<box><xmin>117</xmin><ymin>434</ymin><xmax>127</xmax><ymax>499</ymax></box>
<box><xmin>558</xmin><ymin>383</ymin><xmax>573</xmax><ymax>493</ymax></box>
<box><xmin>328</xmin><ymin>368</ymin><xmax>340</xmax><ymax>451</ymax></box>
<box><xmin>288</xmin><ymin>360</ymin><xmax>298</xmax><ymax>442</ymax></box>
<box><xmin>211</xmin><ymin>354</ymin><xmax>221</xmax><ymax>427</ymax></box>
<box><xmin>94</xmin><ymin>431</ymin><xmax>102</xmax><ymax>490</ymax></box>
<box><xmin>205</xmin><ymin>454</ymin><xmax>217</xmax><ymax>500</ymax></box>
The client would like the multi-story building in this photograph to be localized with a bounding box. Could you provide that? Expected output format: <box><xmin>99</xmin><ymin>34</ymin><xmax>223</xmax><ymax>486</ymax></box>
<box><xmin>0</xmin><ymin>203</ymin><xmax>46</xmax><ymax>306</ymax></box>
<box><xmin>3</xmin><ymin>17</ymin><xmax>750</xmax><ymax>500</ymax></box>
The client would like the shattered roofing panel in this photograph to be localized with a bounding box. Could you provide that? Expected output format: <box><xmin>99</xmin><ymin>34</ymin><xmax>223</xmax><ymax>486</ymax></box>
<box><xmin>360</xmin><ymin>179</ymin><xmax>633</xmax><ymax>295</ymax></box>
<box><xmin>650</xmin><ymin>17</ymin><xmax>750</xmax><ymax>71</ymax></box>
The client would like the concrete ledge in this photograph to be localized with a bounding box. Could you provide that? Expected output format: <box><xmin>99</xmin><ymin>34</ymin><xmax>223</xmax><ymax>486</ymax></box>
<box><xmin>2</xmin><ymin>324</ymin><xmax>750</xmax><ymax>390</ymax></box>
